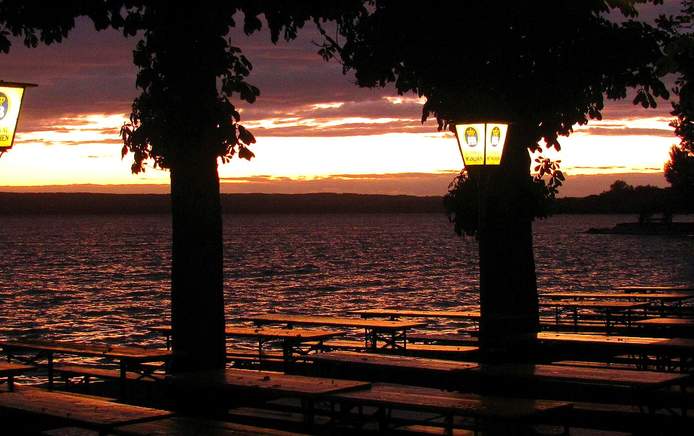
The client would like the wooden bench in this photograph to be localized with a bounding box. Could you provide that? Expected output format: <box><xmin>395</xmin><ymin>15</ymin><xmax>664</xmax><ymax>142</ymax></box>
<box><xmin>330</xmin><ymin>383</ymin><xmax>572</xmax><ymax>433</ymax></box>
<box><xmin>52</xmin><ymin>364</ymin><xmax>166</xmax><ymax>385</ymax></box>
<box><xmin>472</xmin><ymin>363</ymin><xmax>690</xmax><ymax>415</ymax></box>
<box><xmin>0</xmin><ymin>362</ymin><xmax>34</xmax><ymax>391</ymax></box>
<box><xmin>111</xmin><ymin>416</ymin><xmax>306</xmax><ymax>435</ymax></box>
<box><xmin>407</xmin><ymin>333</ymin><xmax>478</xmax><ymax>346</ymax></box>
<box><xmin>0</xmin><ymin>387</ymin><xmax>173</xmax><ymax>433</ymax></box>
<box><xmin>309</xmin><ymin>351</ymin><xmax>478</xmax><ymax>388</ymax></box>
<box><xmin>320</xmin><ymin>339</ymin><xmax>478</xmax><ymax>358</ymax></box>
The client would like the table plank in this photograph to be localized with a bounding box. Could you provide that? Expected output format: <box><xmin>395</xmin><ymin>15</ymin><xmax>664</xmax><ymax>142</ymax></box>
<box><xmin>244</xmin><ymin>314</ymin><xmax>426</xmax><ymax>330</ymax></box>
<box><xmin>541</xmin><ymin>292</ymin><xmax>693</xmax><ymax>301</ymax></box>
<box><xmin>331</xmin><ymin>383</ymin><xmax>572</xmax><ymax>419</ymax></box>
<box><xmin>0</xmin><ymin>339</ymin><xmax>171</xmax><ymax>362</ymax></box>
<box><xmin>225</xmin><ymin>327</ymin><xmax>344</xmax><ymax>341</ymax></box>
<box><xmin>539</xmin><ymin>301</ymin><xmax>650</xmax><ymax>309</ymax></box>
<box><xmin>113</xmin><ymin>416</ymin><xmax>304</xmax><ymax>436</ymax></box>
<box><xmin>634</xmin><ymin>317</ymin><xmax>694</xmax><ymax>327</ymax></box>
<box><xmin>474</xmin><ymin>363</ymin><xmax>688</xmax><ymax>389</ymax></box>
<box><xmin>353</xmin><ymin>309</ymin><xmax>480</xmax><ymax>320</ymax></box>
<box><xmin>538</xmin><ymin>332</ymin><xmax>694</xmax><ymax>349</ymax></box>
<box><xmin>308</xmin><ymin>351</ymin><xmax>479</xmax><ymax>373</ymax></box>
<box><xmin>170</xmin><ymin>368</ymin><xmax>371</xmax><ymax>398</ymax></box>
<box><xmin>0</xmin><ymin>362</ymin><xmax>34</xmax><ymax>376</ymax></box>
<box><xmin>617</xmin><ymin>286</ymin><xmax>694</xmax><ymax>293</ymax></box>
<box><xmin>0</xmin><ymin>387</ymin><xmax>172</xmax><ymax>427</ymax></box>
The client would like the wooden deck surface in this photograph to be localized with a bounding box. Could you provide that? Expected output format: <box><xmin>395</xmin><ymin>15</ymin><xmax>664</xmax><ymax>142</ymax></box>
<box><xmin>331</xmin><ymin>382</ymin><xmax>572</xmax><ymax>419</ymax></box>
<box><xmin>170</xmin><ymin>368</ymin><xmax>371</xmax><ymax>398</ymax></box>
<box><xmin>0</xmin><ymin>387</ymin><xmax>172</xmax><ymax>427</ymax></box>
<box><xmin>308</xmin><ymin>351</ymin><xmax>479</xmax><ymax>372</ymax></box>
<box><xmin>244</xmin><ymin>314</ymin><xmax>427</xmax><ymax>330</ymax></box>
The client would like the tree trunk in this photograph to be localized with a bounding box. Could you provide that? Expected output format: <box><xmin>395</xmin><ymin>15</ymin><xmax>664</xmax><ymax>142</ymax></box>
<box><xmin>169</xmin><ymin>152</ymin><xmax>226</xmax><ymax>372</ymax></box>
<box><xmin>477</xmin><ymin>124</ymin><xmax>539</xmax><ymax>364</ymax></box>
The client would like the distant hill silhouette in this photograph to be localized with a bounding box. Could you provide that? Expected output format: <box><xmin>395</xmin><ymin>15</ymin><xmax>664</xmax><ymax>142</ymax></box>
<box><xmin>553</xmin><ymin>181</ymin><xmax>677</xmax><ymax>214</ymax></box>
<box><xmin>0</xmin><ymin>193</ymin><xmax>444</xmax><ymax>215</ymax></box>
<box><xmin>0</xmin><ymin>183</ymin><xmax>681</xmax><ymax>215</ymax></box>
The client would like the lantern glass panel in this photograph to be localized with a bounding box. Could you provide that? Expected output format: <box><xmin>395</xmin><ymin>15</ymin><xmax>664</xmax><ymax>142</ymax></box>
<box><xmin>0</xmin><ymin>86</ymin><xmax>26</xmax><ymax>150</ymax></box>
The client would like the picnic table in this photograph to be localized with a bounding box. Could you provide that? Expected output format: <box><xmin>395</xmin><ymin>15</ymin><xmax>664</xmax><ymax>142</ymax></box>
<box><xmin>243</xmin><ymin>314</ymin><xmax>426</xmax><ymax>351</ymax></box>
<box><xmin>0</xmin><ymin>339</ymin><xmax>171</xmax><ymax>397</ymax></box>
<box><xmin>169</xmin><ymin>368</ymin><xmax>371</xmax><ymax>428</ymax></box>
<box><xmin>541</xmin><ymin>292</ymin><xmax>693</xmax><ymax>315</ymax></box>
<box><xmin>617</xmin><ymin>286</ymin><xmax>694</xmax><ymax>293</ymax></box>
<box><xmin>330</xmin><ymin>383</ymin><xmax>572</xmax><ymax>433</ymax></box>
<box><xmin>633</xmin><ymin>317</ymin><xmax>694</xmax><ymax>338</ymax></box>
<box><xmin>539</xmin><ymin>300</ymin><xmax>649</xmax><ymax>331</ymax></box>
<box><xmin>0</xmin><ymin>387</ymin><xmax>173</xmax><ymax>432</ymax></box>
<box><xmin>0</xmin><ymin>362</ymin><xmax>34</xmax><ymax>391</ymax></box>
<box><xmin>151</xmin><ymin>325</ymin><xmax>343</xmax><ymax>366</ymax></box>
<box><xmin>472</xmin><ymin>363</ymin><xmax>690</xmax><ymax>415</ymax></box>
<box><xmin>537</xmin><ymin>332</ymin><xmax>694</xmax><ymax>372</ymax></box>
<box><xmin>309</xmin><ymin>351</ymin><xmax>478</xmax><ymax>388</ymax></box>
<box><xmin>353</xmin><ymin>308</ymin><xmax>480</xmax><ymax>321</ymax></box>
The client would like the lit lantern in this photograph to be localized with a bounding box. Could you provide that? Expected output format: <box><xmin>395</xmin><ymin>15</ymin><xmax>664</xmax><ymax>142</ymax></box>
<box><xmin>454</xmin><ymin>122</ymin><xmax>508</xmax><ymax>167</ymax></box>
<box><xmin>0</xmin><ymin>81</ymin><xmax>36</xmax><ymax>154</ymax></box>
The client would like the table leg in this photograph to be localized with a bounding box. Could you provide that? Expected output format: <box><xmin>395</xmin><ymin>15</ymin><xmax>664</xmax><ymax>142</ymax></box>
<box><xmin>301</xmin><ymin>398</ymin><xmax>314</xmax><ymax>431</ymax></box>
<box><xmin>47</xmin><ymin>353</ymin><xmax>54</xmax><ymax>390</ymax></box>
<box><xmin>119</xmin><ymin>360</ymin><xmax>127</xmax><ymax>399</ymax></box>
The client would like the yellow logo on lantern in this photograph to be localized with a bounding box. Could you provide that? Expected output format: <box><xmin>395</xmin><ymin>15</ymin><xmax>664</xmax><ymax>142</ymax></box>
<box><xmin>490</xmin><ymin>126</ymin><xmax>501</xmax><ymax>147</ymax></box>
<box><xmin>0</xmin><ymin>93</ymin><xmax>8</xmax><ymax>120</ymax></box>
<box><xmin>464</xmin><ymin>127</ymin><xmax>478</xmax><ymax>146</ymax></box>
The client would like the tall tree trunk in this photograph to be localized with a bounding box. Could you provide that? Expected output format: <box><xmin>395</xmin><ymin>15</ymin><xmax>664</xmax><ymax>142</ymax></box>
<box><xmin>477</xmin><ymin>124</ymin><xmax>539</xmax><ymax>364</ymax></box>
<box><xmin>169</xmin><ymin>152</ymin><xmax>226</xmax><ymax>372</ymax></box>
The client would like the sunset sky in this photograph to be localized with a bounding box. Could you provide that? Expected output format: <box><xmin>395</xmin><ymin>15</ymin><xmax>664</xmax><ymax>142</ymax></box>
<box><xmin>0</xmin><ymin>3</ymin><xmax>684</xmax><ymax>197</ymax></box>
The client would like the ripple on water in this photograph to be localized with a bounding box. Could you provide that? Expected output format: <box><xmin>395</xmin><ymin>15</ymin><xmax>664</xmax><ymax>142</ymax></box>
<box><xmin>0</xmin><ymin>213</ymin><xmax>691</xmax><ymax>345</ymax></box>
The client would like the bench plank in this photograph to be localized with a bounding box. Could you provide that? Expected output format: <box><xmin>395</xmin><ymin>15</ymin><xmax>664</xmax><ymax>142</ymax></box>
<box><xmin>309</xmin><ymin>351</ymin><xmax>478</xmax><ymax>373</ymax></box>
<box><xmin>112</xmin><ymin>416</ymin><xmax>304</xmax><ymax>435</ymax></box>
<box><xmin>331</xmin><ymin>383</ymin><xmax>572</xmax><ymax>419</ymax></box>
<box><xmin>170</xmin><ymin>368</ymin><xmax>371</xmax><ymax>398</ymax></box>
<box><xmin>0</xmin><ymin>387</ymin><xmax>172</xmax><ymax>428</ymax></box>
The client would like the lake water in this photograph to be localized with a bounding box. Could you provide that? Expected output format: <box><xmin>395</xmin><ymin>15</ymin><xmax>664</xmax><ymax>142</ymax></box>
<box><xmin>0</xmin><ymin>214</ymin><xmax>692</xmax><ymax>349</ymax></box>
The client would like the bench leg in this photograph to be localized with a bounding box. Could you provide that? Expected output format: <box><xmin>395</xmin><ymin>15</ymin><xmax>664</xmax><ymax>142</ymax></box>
<box><xmin>47</xmin><ymin>353</ymin><xmax>54</xmax><ymax>390</ymax></box>
<box><xmin>119</xmin><ymin>360</ymin><xmax>127</xmax><ymax>399</ymax></box>
<box><xmin>301</xmin><ymin>398</ymin><xmax>314</xmax><ymax>431</ymax></box>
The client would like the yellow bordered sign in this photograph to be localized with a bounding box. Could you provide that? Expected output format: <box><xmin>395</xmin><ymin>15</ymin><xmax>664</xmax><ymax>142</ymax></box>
<box><xmin>454</xmin><ymin>122</ymin><xmax>508</xmax><ymax>166</ymax></box>
<box><xmin>0</xmin><ymin>82</ymin><xmax>37</xmax><ymax>151</ymax></box>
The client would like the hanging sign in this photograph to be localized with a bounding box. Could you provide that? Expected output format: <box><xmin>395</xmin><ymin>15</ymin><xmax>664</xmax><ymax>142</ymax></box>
<box><xmin>484</xmin><ymin>123</ymin><xmax>508</xmax><ymax>165</ymax></box>
<box><xmin>455</xmin><ymin>123</ymin><xmax>485</xmax><ymax>166</ymax></box>
<box><xmin>0</xmin><ymin>82</ymin><xmax>35</xmax><ymax>151</ymax></box>
<box><xmin>454</xmin><ymin>122</ymin><xmax>509</xmax><ymax>166</ymax></box>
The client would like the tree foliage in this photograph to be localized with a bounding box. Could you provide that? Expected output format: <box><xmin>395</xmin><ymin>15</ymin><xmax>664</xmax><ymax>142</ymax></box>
<box><xmin>661</xmin><ymin>0</ymin><xmax>693</xmax><ymax>211</ymax></box>
<box><xmin>318</xmin><ymin>1</ymin><xmax>670</xmax><ymax>235</ymax></box>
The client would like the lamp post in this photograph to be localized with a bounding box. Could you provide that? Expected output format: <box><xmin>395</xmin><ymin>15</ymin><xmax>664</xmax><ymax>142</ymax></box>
<box><xmin>0</xmin><ymin>81</ymin><xmax>37</xmax><ymax>157</ymax></box>
<box><xmin>453</xmin><ymin>121</ymin><xmax>509</xmax><ymax>363</ymax></box>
